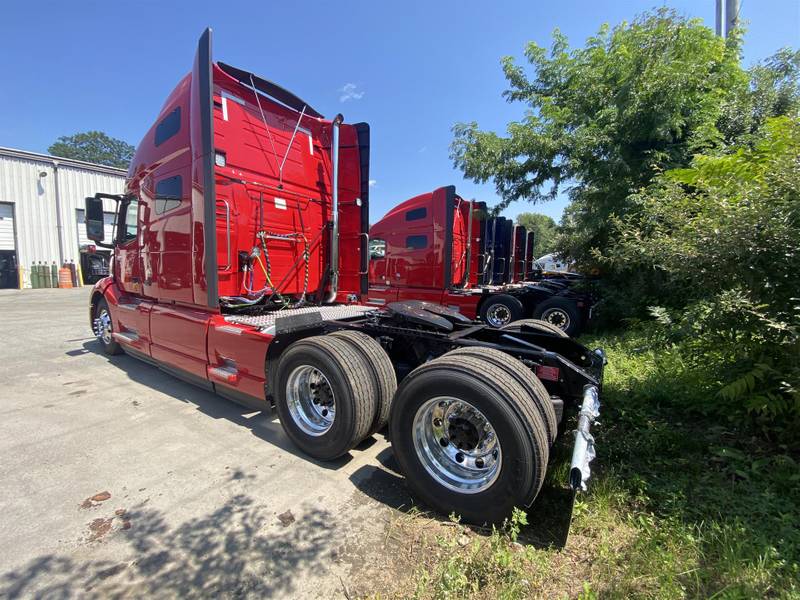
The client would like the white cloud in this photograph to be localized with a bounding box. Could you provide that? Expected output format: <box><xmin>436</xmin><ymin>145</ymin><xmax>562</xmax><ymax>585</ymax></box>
<box><xmin>339</xmin><ymin>83</ymin><xmax>364</xmax><ymax>102</ymax></box>
<box><xmin>418</xmin><ymin>146</ymin><xmax>428</xmax><ymax>153</ymax></box>
<box><xmin>368</xmin><ymin>179</ymin><xmax>377</xmax><ymax>187</ymax></box>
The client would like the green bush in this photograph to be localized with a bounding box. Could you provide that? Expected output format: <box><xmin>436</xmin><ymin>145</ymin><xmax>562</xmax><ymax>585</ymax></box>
<box><xmin>603</xmin><ymin>117</ymin><xmax>800</xmax><ymax>432</ymax></box>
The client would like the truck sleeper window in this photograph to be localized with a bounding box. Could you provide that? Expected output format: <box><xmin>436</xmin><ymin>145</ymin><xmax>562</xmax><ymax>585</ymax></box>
<box><xmin>155</xmin><ymin>106</ymin><xmax>181</xmax><ymax>146</ymax></box>
<box><xmin>405</xmin><ymin>207</ymin><xmax>427</xmax><ymax>221</ymax></box>
<box><xmin>406</xmin><ymin>235</ymin><xmax>427</xmax><ymax>250</ymax></box>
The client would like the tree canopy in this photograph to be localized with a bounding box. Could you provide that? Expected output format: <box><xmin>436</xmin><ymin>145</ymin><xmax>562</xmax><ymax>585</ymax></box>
<box><xmin>48</xmin><ymin>131</ymin><xmax>134</xmax><ymax>169</ymax></box>
<box><xmin>451</xmin><ymin>9</ymin><xmax>798</xmax><ymax>269</ymax></box>
<box><xmin>515</xmin><ymin>212</ymin><xmax>556</xmax><ymax>257</ymax></box>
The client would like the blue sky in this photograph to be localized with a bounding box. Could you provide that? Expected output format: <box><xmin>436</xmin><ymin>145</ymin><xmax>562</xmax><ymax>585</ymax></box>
<box><xmin>0</xmin><ymin>1</ymin><xmax>797</xmax><ymax>224</ymax></box>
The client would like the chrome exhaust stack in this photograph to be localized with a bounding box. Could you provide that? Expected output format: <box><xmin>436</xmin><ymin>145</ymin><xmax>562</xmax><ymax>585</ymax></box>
<box><xmin>326</xmin><ymin>114</ymin><xmax>343</xmax><ymax>303</ymax></box>
<box><xmin>569</xmin><ymin>384</ymin><xmax>601</xmax><ymax>492</ymax></box>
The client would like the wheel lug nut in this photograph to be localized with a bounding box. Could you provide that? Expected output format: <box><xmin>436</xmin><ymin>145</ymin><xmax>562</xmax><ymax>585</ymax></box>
<box><xmin>455</xmin><ymin>453</ymin><xmax>464</xmax><ymax>463</ymax></box>
<box><xmin>439</xmin><ymin>437</ymin><xmax>449</xmax><ymax>447</ymax></box>
<box><xmin>433</xmin><ymin>418</ymin><xmax>442</xmax><ymax>427</ymax></box>
<box><xmin>476</xmin><ymin>458</ymin><xmax>484</xmax><ymax>468</ymax></box>
<box><xmin>321</xmin><ymin>409</ymin><xmax>328</xmax><ymax>417</ymax></box>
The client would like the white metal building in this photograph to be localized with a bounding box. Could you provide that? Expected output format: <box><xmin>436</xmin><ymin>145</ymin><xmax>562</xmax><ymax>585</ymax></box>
<box><xmin>0</xmin><ymin>147</ymin><xmax>126</xmax><ymax>288</ymax></box>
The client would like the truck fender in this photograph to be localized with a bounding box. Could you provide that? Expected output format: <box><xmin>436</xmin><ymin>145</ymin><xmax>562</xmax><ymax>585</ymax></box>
<box><xmin>88</xmin><ymin>276</ymin><xmax>115</xmax><ymax>328</ymax></box>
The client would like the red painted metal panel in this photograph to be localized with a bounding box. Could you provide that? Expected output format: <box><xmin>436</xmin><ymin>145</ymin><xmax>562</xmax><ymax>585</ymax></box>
<box><xmin>149</xmin><ymin>304</ymin><xmax>211</xmax><ymax>378</ymax></box>
<box><xmin>207</xmin><ymin>317</ymin><xmax>270</xmax><ymax>401</ymax></box>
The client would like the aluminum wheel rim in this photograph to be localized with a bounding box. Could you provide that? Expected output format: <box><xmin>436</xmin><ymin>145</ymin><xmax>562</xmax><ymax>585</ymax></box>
<box><xmin>412</xmin><ymin>396</ymin><xmax>502</xmax><ymax>494</ymax></box>
<box><xmin>541</xmin><ymin>308</ymin><xmax>570</xmax><ymax>331</ymax></box>
<box><xmin>486</xmin><ymin>304</ymin><xmax>512</xmax><ymax>327</ymax></box>
<box><xmin>95</xmin><ymin>309</ymin><xmax>113</xmax><ymax>345</ymax></box>
<box><xmin>286</xmin><ymin>365</ymin><xmax>336</xmax><ymax>436</ymax></box>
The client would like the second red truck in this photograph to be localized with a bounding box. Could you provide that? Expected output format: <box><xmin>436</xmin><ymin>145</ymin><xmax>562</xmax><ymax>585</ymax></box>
<box><xmin>367</xmin><ymin>186</ymin><xmax>594</xmax><ymax>336</ymax></box>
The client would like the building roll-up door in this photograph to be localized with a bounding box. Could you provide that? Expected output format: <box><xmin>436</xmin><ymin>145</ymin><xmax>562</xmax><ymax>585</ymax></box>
<box><xmin>0</xmin><ymin>203</ymin><xmax>18</xmax><ymax>288</ymax></box>
<box><xmin>0</xmin><ymin>203</ymin><xmax>15</xmax><ymax>251</ymax></box>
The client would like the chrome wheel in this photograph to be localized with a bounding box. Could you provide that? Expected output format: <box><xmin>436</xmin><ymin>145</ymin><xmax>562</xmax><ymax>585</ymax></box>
<box><xmin>485</xmin><ymin>304</ymin><xmax>512</xmax><ymax>327</ymax></box>
<box><xmin>541</xmin><ymin>307</ymin><xmax>570</xmax><ymax>331</ymax></box>
<box><xmin>94</xmin><ymin>308</ymin><xmax>113</xmax><ymax>345</ymax></box>
<box><xmin>286</xmin><ymin>365</ymin><xmax>336</xmax><ymax>436</ymax></box>
<box><xmin>412</xmin><ymin>396</ymin><xmax>502</xmax><ymax>494</ymax></box>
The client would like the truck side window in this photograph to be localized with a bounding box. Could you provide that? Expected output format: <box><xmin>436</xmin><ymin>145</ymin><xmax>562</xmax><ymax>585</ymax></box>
<box><xmin>122</xmin><ymin>199</ymin><xmax>139</xmax><ymax>243</ymax></box>
<box><xmin>406</xmin><ymin>235</ymin><xmax>427</xmax><ymax>250</ymax></box>
<box><xmin>405</xmin><ymin>207</ymin><xmax>427</xmax><ymax>221</ymax></box>
<box><xmin>155</xmin><ymin>175</ymin><xmax>182</xmax><ymax>214</ymax></box>
<box><xmin>369</xmin><ymin>238</ymin><xmax>386</xmax><ymax>259</ymax></box>
<box><xmin>155</xmin><ymin>106</ymin><xmax>181</xmax><ymax>146</ymax></box>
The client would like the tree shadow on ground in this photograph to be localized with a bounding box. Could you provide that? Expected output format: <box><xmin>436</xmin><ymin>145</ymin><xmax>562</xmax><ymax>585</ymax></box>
<box><xmin>349</xmin><ymin>442</ymin><xmax>576</xmax><ymax>550</ymax></box>
<box><xmin>75</xmin><ymin>339</ymin><xmax>577</xmax><ymax>550</ymax></box>
<box><xmin>0</xmin><ymin>495</ymin><xmax>336</xmax><ymax>599</ymax></box>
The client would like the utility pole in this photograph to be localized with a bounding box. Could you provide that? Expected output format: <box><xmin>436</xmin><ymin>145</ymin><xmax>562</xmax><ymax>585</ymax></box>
<box><xmin>726</xmin><ymin>0</ymin><xmax>740</xmax><ymax>36</ymax></box>
<box><xmin>717</xmin><ymin>0</ymin><xmax>740</xmax><ymax>38</ymax></box>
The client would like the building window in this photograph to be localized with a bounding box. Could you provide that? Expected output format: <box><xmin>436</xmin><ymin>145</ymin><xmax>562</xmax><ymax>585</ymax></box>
<box><xmin>405</xmin><ymin>207</ymin><xmax>427</xmax><ymax>221</ymax></box>
<box><xmin>155</xmin><ymin>175</ymin><xmax>182</xmax><ymax>214</ymax></box>
<box><xmin>155</xmin><ymin>106</ymin><xmax>181</xmax><ymax>146</ymax></box>
<box><xmin>369</xmin><ymin>238</ymin><xmax>386</xmax><ymax>259</ymax></box>
<box><xmin>406</xmin><ymin>235</ymin><xmax>427</xmax><ymax>250</ymax></box>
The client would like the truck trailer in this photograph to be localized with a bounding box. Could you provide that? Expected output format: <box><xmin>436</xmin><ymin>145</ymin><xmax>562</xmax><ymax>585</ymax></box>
<box><xmin>85</xmin><ymin>29</ymin><xmax>603</xmax><ymax>524</ymax></box>
<box><xmin>367</xmin><ymin>187</ymin><xmax>594</xmax><ymax>335</ymax></box>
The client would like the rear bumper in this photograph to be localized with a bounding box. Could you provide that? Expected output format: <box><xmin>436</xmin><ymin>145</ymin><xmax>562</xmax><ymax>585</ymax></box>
<box><xmin>569</xmin><ymin>384</ymin><xmax>601</xmax><ymax>492</ymax></box>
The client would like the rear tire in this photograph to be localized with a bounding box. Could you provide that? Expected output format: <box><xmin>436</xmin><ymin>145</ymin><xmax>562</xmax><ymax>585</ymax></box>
<box><xmin>500</xmin><ymin>318</ymin><xmax>569</xmax><ymax>338</ymax></box>
<box><xmin>533</xmin><ymin>298</ymin><xmax>581</xmax><ymax>336</ymax></box>
<box><xmin>479</xmin><ymin>294</ymin><xmax>524</xmax><ymax>328</ymax></box>
<box><xmin>449</xmin><ymin>346</ymin><xmax>557</xmax><ymax>445</ymax></box>
<box><xmin>275</xmin><ymin>336</ymin><xmax>375</xmax><ymax>460</ymax></box>
<box><xmin>93</xmin><ymin>297</ymin><xmax>121</xmax><ymax>356</ymax></box>
<box><xmin>330</xmin><ymin>330</ymin><xmax>397</xmax><ymax>435</ymax></box>
<box><xmin>389</xmin><ymin>351</ymin><xmax>549</xmax><ymax>524</ymax></box>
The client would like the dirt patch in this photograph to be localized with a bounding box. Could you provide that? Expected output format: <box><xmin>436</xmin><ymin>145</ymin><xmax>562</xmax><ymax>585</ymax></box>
<box><xmin>87</xmin><ymin>518</ymin><xmax>113</xmax><ymax>542</ymax></box>
<box><xmin>277</xmin><ymin>510</ymin><xmax>295</xmax><ymax>527</ymax></box>
<box><xmin>80</xmin><ymin>491</ymin><xmax>111</xmax><ymax>509</ymax></box>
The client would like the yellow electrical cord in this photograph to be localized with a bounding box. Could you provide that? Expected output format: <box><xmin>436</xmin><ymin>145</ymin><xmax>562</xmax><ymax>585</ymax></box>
<box><xmin>256</xmin><ymin>253</ymin><xmax>273</xmax><ymax>288</ymax></box>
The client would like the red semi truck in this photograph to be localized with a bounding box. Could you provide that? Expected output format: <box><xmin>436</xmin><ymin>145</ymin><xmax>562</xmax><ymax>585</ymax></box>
<box><xmin>366</xmin><ymin>187</ymin><xmax>594</xmax><ymax>335</ymax></box>
<box><xmin>85</xmin><ymin>29</ymin><xmax>604</xmax><ymax>523</ymax></box>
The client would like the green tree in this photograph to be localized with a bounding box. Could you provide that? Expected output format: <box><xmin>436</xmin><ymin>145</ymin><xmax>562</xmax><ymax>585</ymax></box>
<box><xmin>48</xmin><ymin>131</ymin><xmax>134</xmax><ymax>169</ymax></box>
<box><xmin>451</xmin><ymin>9</ymin><xmax>745</xmax><ymax>269</ymax></box>
<box><xmin>515</xmin><ymin>212</ymin><xmax>556</xmax><ymax>257</ymax></box>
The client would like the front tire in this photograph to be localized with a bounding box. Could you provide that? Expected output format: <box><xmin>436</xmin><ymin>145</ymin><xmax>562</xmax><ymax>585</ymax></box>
<box><xmin>389</xmin><ymin>351</ymin><xmax>549</xmax><ymax>524</ymax></box>
<box><xmin>93</xmin><ymin>297</ymin><xmax>121</xmax><ymax>355</ymax></box>
<box><xmin>479</xmin><ymin>294</ymin><xmax>524</xmax><ymax>328</ymax></box>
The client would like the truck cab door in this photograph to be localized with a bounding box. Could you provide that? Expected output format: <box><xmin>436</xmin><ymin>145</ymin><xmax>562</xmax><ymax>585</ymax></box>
<box><xmin>366</xmin><ymin>236</ymin><xmax>397</xmax><ymax>306</ymax></box>
<box><xmin>112</xmin><ymin>196</ymin><xmax>152</xmax><ymax>353</ymax></box>
<box><xmin>115</xmin><ymin>198</ymin><xmax>144</xmax><ymax>295</ymax></box>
